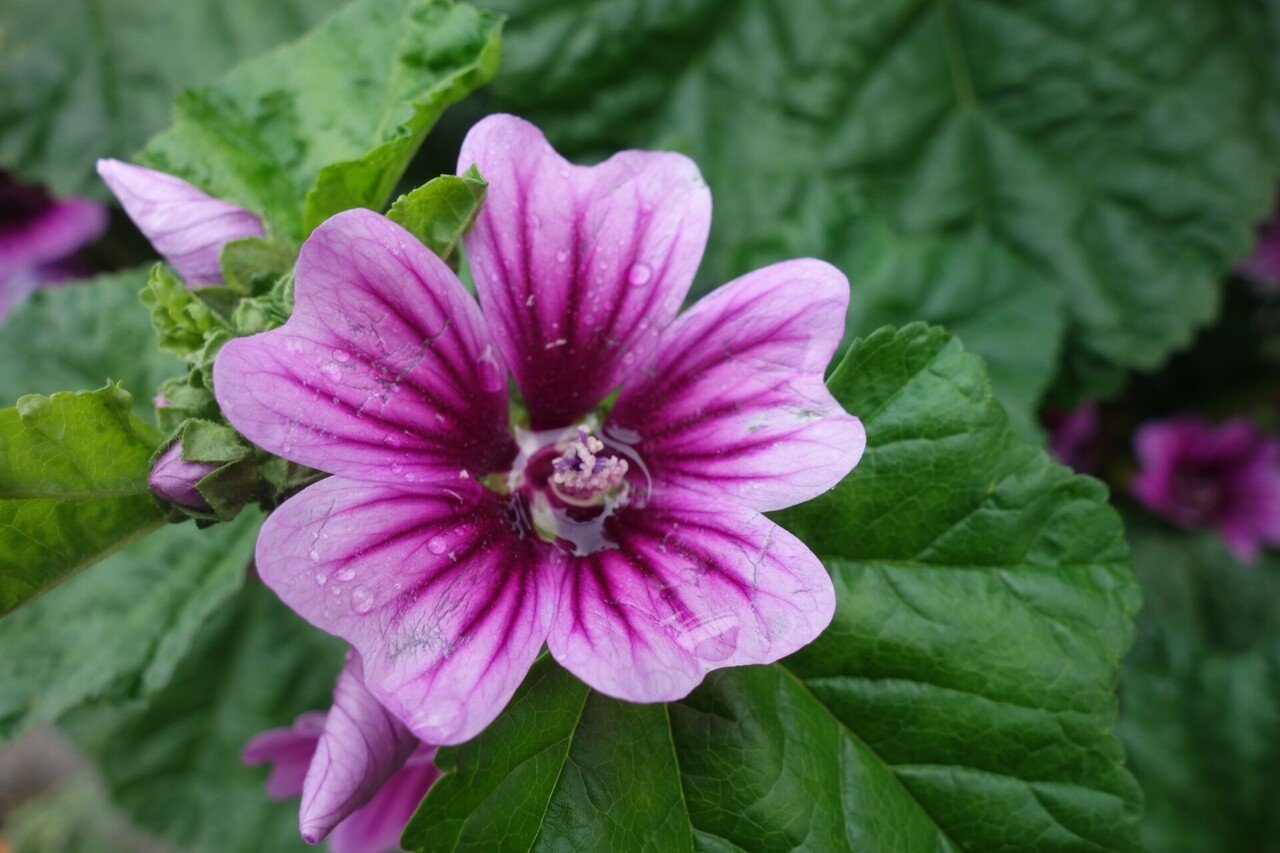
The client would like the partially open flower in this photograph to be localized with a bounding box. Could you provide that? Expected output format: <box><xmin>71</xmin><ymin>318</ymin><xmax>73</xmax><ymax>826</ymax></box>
<box><xmin>0</xmin><ymin>171</ymin><xmax>107</xmax><ymax>316</ymax></box>
<box><xmin>243</xmin><ymin>652</ymin><xmax>439</xmax><ymax>853</ymax></box>
<box><xmin>215</xmin><ymin>114</ymin><xmax>865</xmax><ymax>745</ymax></box>
<box><xmin>96</xmin><ymin>159</ymin><xmax>264</xmax><ymax>286</ymax></box>
<box><xmin>148</xmin><ymin>440</ymin><xmax>218</xmax><ymax>511</ymax></box>
<box><xmin>1132</xmin><ymin>415</ymin><xmax>1280</xmax><ymax>562</ymax></box>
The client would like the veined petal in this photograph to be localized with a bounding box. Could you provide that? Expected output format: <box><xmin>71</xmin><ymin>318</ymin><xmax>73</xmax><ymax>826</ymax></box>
<box><xmin>609</xmin><ymin>259</ymin><xmax>865</xmax><ymax>512</ymax></box>
<box><xmin>255</xmin><ymin>476</ymin><xmax>558</xmax><ymax>746</ymax></box>
<box><xmin>215</xmin><ymin>209</ymin><xmax>513</xmax><ymax>485</ymax></box>
<box><xmin>459</xmin><ymin>113</ymin><xmax>711</xmax><ymax>430</ymax></box>
<box><xmin>95</xmin><ymin>159</ymin><xmax>263</xmax><ymax>286</ymax></box>
<box><xmin>327</xmin><ymin>749</ymin><xmax>439</xmax><ymax>853</ymax></box>
<box><xmin>299</xmin><ymin>651</ymin><xmax>419</xmax><ymax>845</ymax></box>
<box><xmin>547</xmin><ymin>494</ymin><xmax>835</xmax><ymax>703</ymax></box>
<box><xmin>241</xmin><ymin>712</ymin><xmax>327</xmax><ymax>800</ymax></box>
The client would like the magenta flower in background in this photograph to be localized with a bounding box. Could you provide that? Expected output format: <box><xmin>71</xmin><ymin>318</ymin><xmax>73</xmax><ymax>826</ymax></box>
<box><xmin>0</xmin><ymin>171</ymin><xmax>107</xmax><ymax>317</ymax></box>
<box><xmin>214</xmin><ymin>114</ymin><xmax>865</xmax><ymax>745</ymax></box>
<box><xmin>1240</xmin><ymin>189</ymin><xmax>1280</xmax><ymax>287</ymax></box>
<box><xmin>243</xmin><ymin>652</ymin><xmax>439</xmax><ymax>852</ymax></box>
<box><xmin>1132</xmin><ymin>415</ymin><xmax>1280</xmax><ymax>562</ymax></box>
<box><xmin>96</xmin><ymin>159</ymin><xmax>264</xmax><ymax>286</ymax></box>
<box><xmin>1044</xmin><ymin>402</ymin><xmax>1101</xmax><ymax>474</ymax></box>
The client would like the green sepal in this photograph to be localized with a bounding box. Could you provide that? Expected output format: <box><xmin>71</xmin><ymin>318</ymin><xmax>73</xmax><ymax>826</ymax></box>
<box><xmin>232</xmin><ymin>271</ymin><xmax>295</xmax><ymax>336</ymax></box>
<box><xmin>154</xmin><ymin>420</ymin><xmax>258</xmax><ymax>524</ymax></box>
<box><xmin>387</xmin><ymin>166</ymin><xmax>488</xmax><ymax>267</ymax></box>
<box><xmin>219</xmin><ymin>237</ymin><xmax>297</xmax><ymax>294</ymax></box>
<box><xmin>153</xmin><ymin>377</ymin><xmax>219</xmax><ymax>434</ymax></box>
<box><xmin>258</xmin><ymin>456</ymin><xmax>326</xmax><ymax>506</ymax></box>
<box><xmin>141</xmin><ymin>265</ymin><xmax>227</xmax><ymax>361</ymax></box>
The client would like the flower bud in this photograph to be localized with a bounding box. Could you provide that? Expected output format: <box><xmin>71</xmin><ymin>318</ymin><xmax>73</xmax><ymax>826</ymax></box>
<box><xmin>148</xmin><ymin>440</ymin><xmax>217</xmax><ymax>511</ymax></box>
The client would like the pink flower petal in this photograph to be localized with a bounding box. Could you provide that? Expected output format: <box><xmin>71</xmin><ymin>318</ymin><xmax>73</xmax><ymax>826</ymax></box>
<box><xmin>299</xmin><ymin>652</ymin><xmax>419</xmax><ymax>845</ymax></box>
<box><xmin>241</xmin><ymin>711</ymin><xmax>327</xmax><ymax>800</ymax></box>
<box><xmin>547</xmin><ymin>494</ymin><xmax>835</xmax><ymax>703</ymax></box>
<box><xmin>215</xmin><ymin>209</ymin><xmax>514</xmax><ymax>485</ymax></box>
<box><xmin>327</xmin><ymin>749</ymin><xmax>439</xmax><ymax>853</ymax></box>
<box><xmin>95</xmin><ymin>159</ymin><xmax>263</xmax><ymax>286</ymax></box>
<box><xmin>459</xmin><ymin>113</ymin><xmax>711</xmax><ymax>430</ymax></box>
<box><xmin>609</xmin><ymin>260</ymin><xmax>865</xmax><ymax>512</ymax></box>
<box><xmin>255</xmin><ymin>476</ymin><xmax>559</xmax><ymax>746</ymax></box>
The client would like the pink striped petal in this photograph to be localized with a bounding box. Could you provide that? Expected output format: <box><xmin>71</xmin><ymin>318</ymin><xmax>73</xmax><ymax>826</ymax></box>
<box><xmin>327</xmin><ymin>749</ymin><xmax>439</xmax><ymax>853</ymax></box>
<box><xmin>241</xmin><ymin>711</ymin><xmax>327</xmax><ymax>800</ymax></box>
<box><xmin>299</xmin><ymin>651</ymin><xmax>419</xmax><ymax>845</ymax></box>
<box><xmin>96</xmin><ymin>159</ymin><xmax>263</xmax><ymax>286</ymax></box>
<box><xmin>609</xmin><ymin>259</ymin><xmax>865</xmax><ymax>512</ymax></box>
<box><xmin>547</xmin><ymin>494</ymin><xmax>835</xmax><ymax>703</ymax></box>
<box><xmin>214</xmin><ymin>209</ymin><xmax>513</xmax><ymax>485</ymax></box>
<box><xmin>459</xmin><ymin>113</ymin><xmax>711</xmax><ymax>430</ymax></box>
<box><xmin>255</xmin><ymin>476</ymin><xmax>558</xmax><ymax>746</ymax></box>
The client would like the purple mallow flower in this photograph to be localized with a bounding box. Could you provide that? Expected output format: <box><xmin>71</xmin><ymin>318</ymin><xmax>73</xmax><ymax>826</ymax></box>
<box><xmin>1241</xmin><ymin>189</ymin><xmax>1280</xmax><ymax>287</ymax></box>
<box><xmin>96</xmin><ymin>159</ymin><xmax>264</xmax><ymax>286</ymax></box>
<box><xmin>214</xmin><ymin>114</ymin><xmax>865</xmax><ymax>745</ymax></box>
<box><xmin>0</xmin><ymin>171</ymin><xmax>107</xmax><ymax>316</ymax></box>
<box><xmin>148</xmin><ymin>441</ymin><xmax>217</xmax><ymax>511</ymax></box>
<box><xmin>243</xmin><ymin>652</ymin><xmax>439</xmax><ymax>852</ymax></box>
<box><xmin>1132</xmin><ymin>416</ymin><xmax>1280</xmax><ymax>562</ymax></box>
<box><xmin>1044</xmin><ymin>402</ymin><xmax>1101</xmax><ymax>474</ymax></box>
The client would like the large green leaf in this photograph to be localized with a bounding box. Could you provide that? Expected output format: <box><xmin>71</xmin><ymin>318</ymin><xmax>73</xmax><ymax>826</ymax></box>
<box><xmin>0</xmin><ymin>510</ymin><xmax>261</xmax><ymax>740</ymax></box>
<box><xmin>404</xmin><ymin>324</ymin><xmax>1141</xmax><ymax>851</ymax></box>
<box><xmin>65</xmin><ymin>582</ymin><xmax>345</xmax><ymax>853</ymax></box>
<box><xmin>139</xmin><ymin>0</ymin><xmax>502</xmax><ymax>240</ymax></box>
<box><xmin>0</xmin><ymin>0</ymin><xmax>344</xmax><ymax>196</ymax></box>
<box><xmin>488</xmin><ymin>0</ymin><xmax>1279</xmax><ymax>425</ymax></box>
<box><xmin>0</xmin><ymin>386</ymin><xmax>165</xmax><ymax>614</ymax></box>
<box><xmin>1119</xmin><ymin>522</ymin><xmax>1280</xmax><ymax>851</ymax></box>
<box><xmin>0</xmin><ymin>268</ymin><xmax>183</xmax><ymax>413</ymax></box>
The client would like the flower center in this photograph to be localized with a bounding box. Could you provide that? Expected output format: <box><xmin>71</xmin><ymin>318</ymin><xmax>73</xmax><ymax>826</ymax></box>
<box><xmin>549</xmin><ymin>426</ymin><xmax>630</xmax><ymax>505</ymax></box>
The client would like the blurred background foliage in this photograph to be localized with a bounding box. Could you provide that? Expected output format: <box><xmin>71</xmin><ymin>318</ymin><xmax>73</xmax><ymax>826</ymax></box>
<box><xmin>2</xmin><ymin>0</ymin><xmax>1280</xmax><ymax>850</ymax></box>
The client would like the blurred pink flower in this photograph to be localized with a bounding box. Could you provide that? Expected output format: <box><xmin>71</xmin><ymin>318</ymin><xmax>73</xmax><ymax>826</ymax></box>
<box><xmin>243</xmin><ymin>652</ymin><xmax>439</xmax><ymax>852</ymax></box>
<box><xmin>1132</xmin><ymin>415</ymin><xmax>1280</xmax><ymax>562</ymax></box>
<box><xmin>0</xmin><ymin>171</ymin><xmax>107</xmax><ymax>316</ymax></box>
<box><xmin>1044</xmin><ymin>402</ymin><xmax>1101</xmax><ymax>474</ymax></box>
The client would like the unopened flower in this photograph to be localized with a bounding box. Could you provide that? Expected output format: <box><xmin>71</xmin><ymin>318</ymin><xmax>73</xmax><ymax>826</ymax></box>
<box><xmin>1044</xmin><ymin>402</ymin><xmax>1101</xmax><ymax>474</ymax></box>
<box><xmin>0</xmin><ymin>171</ymin><xmax>106</xmax><ymax>316</ymax></box>
<box><xmin>96</xmin><ymin>159</ymin><xmax>263</xmax><ymax>286</ymax></box>
<box><xmin>148</xmin><ymin>440</ymin><xmax>218</xmax><ymax>511</ymax></box>
<box><xmin>215</xmin><ymin>114</ymin><xmax>865</xmax><ymax>745</ymax></box>
<box><xmin>1132</xmin><ymin>415</ymin><xmax>1280</xmax><ymax>562</ymax></box>
<box><xmin>243</xmin><ymin>652</ymin><xmax>438</xmax><ymax>852</ymax></box>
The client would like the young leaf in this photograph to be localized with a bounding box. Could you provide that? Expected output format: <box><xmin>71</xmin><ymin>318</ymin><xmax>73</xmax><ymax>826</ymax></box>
<box><xmin>490</xmin><ymin>0</ymin><xmax>1278</xmax><ymax>420</ymax></box>
<box><xmin>0</xmin><ymin>267</ymin><xmax>183</xmax><ymax>414</ymax></box>
<box><xmin>141</xmin><ymin>264</ymin><xmax>226</xmax><ymax>360</ymax></box>
<box><xmin>138</xmin><ymin>0</ymin><xmax>503</xmax><ymax>240</ymax></box>
<box><xmin>65</xmin><ymin>582</ymin><xmax>344</xmax><ymax>853</ymax></box>
<box><xmin>0</xmin><ymin>0</ymin><xmax>344</xmax><ymax>196</ymax></box>
<box><xmin>403</xmin><ymin>324</ymin><xmax>1142</xmax><ymax>851</ymax></box>
<box><xmin>0</xmin><ymin>510</ymin><xmax>262</xmax><ymax>739</ymax></box>
<box><xmin>388</xmin><ymin>166</ymin><xmax>488</xmax><ymax>264</ymax></box>
<box><xmin>0</xmin><ymin>386</ymin><xmax>166</xmax><ymax>614</ymax></box>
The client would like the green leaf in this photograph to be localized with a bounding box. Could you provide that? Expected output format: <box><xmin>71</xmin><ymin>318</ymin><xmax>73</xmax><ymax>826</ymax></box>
<box><xmin>0</xmin><ymin>386</ymin><xmax>165</xmax><ymax>614</ymax></box>
<box><xmin>0</xmin><ymin>268</ymin><xmax>183</xmax><ymax>414</ymax></box>
<box><xmin>490</xmin><ymin>0</ymin><xmax>1279</xmax><ymax>420</ymax></box>
<box><xmin>0</xmin><ymin>510</ymin><xmax>261</xmax><ymax>739</ymax></box>
<box><xmin>404</xmin><ymin>324</ymin><xmax>1142</xmax><ymax>851</ymax></box>
<box><xmin>388</xmin><ymin>166</ymin><xmax>488</xmax><ymax>264</ymax></box>
<box><xmin>1119</xmin><ymin>522</ymin><xmax>1280</xmax><ymax>851</ymax></box>
<box><xmin>0</xmin><ymin>0</ymin><xmax>344</xmax><ymax>196</ymax></box>
<box><xmin>138</xmin><ymin>0</ymin><xmax>503</xmax><ymax>240</ymax></box>
<box><xmin>65</xmin><ymin>582</ymin><xmax>344</xmax><ymax>853</ymax></box>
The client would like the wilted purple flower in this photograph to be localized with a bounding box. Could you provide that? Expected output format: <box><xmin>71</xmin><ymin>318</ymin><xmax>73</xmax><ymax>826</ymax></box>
<box><xmin>1132</xmin><ymin>416</ymin><xmax>1280</xmax><ymax>562</ymax></box>
<box><xmin>1044</xmin><ymin>402</ymin><xmax>1101</xmax><ymax>473</ymax></box>
<box><xmin>148</xmin><ymin>441</ymin><xmax>218</xmax><ymax>511</ymax></box>
<box><xmin>243</xmin><ymin>653</ymin><xmax>439</xmax><ymax>852</ymax></box>
<box><xmin>1241</xmin><ymin>190</ymin><xmax>1280</xmax><ymax>287</ymax></box>
<box><xmin>215</xmin><ymin>114</ymin><xmax>865</xmax><ymax>745</ymax></box>
<box><xmin>96</xmin><ymin>159</ymin><xmax>264</xmax><ymax>286</ymax></box>
<box><xmin>0</xmin><ymin>172</ymin><xmax>106</xmax><ymax>316</ymax></box>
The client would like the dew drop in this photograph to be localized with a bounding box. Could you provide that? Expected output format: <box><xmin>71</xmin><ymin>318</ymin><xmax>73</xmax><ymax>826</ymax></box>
<box><xmin>391</xmin><ymin>462</ymin><xmax>404</xmax><ymax>474</ymax></box>
<box><xmin>337</xmin><ymin>568</ymin><xmax>356</xmax><ymax>582</ymax></box>
<box><xmin>321</xmin><ymin>361</ymin><xmax>342</xmax><ymax>381</ymax></box>
<box><xmin>627</xmin><ymin>262</ymin><xmax>653</xmax><ymax>286</ymax></box>
<box><xmin>332</xmin><ymin>349</ymin><xmax>351</xmax><ymax>363</ymax></box>
<box><xmin>427</xmin><ymin>536</ymin><xmax>448</xmax><ymax>555</ymax></box>
<box><xmin>555</xmin><ymin>249</ymin><xmax>569</xmax><ymax>264</ymax></box>
<box><xmin>351</xmin><ymin>586</ymin><xmax>374</xmax><ymax>614</ymax></box>
<box><xmin>383</xmin><ymin>433</ymin><xmax>403</xmax><ymax>448</ymax></box>
<box><xmin>308</xmin><ymin>548</ymin><xmax>321</xmax><ymax>563</ymax></box>
<box><xmin>315</xmin><ymin>571</ymin><xmax>327</xmax><ymax>585</ymax></box>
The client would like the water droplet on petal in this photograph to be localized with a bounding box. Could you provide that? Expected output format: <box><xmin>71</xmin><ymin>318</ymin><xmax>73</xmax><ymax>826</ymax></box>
<box><xmin>427</xmin><ymin>535</ymin><xmax>447</xmax><ymax>555</ymax></box>
<box><xmin>627</xmin><ymin>262</ymin><xmax>652</xmax><ymax>286</ymax></box>
<box><xmin>337</xmin><ymin>568</ymin><xmax>356</xmax><ymax>582</ymax></box>
<box><xmin>321</xmin><ymin>362</ymin><xmax>342</xmax><ymax>381</ymax></box>
<box><xmin>308</xmin><ymin>549</ymin><xmax>321</xmax><ymax>563</ymax></box>
<box><xmin>332</xmin><ymin>349</ymin><xmax>351</xmax><ymax>363</ymax></box>
<box><xmin>555</xmin><ymin>249</ymin><xmax>569</xmax><ymax>264</ymax></box>
<box><xmin>391</xmin><ymin>462</ymin><xmax>404</xmax><ymax>474</ymax></box>
<box><xmin>315</xmin><ymin>571</ymin><xmax>327</xmax><ymax>585</ymax></box>
<box><xmin>351</xmin><ymin>586</ymin><xmax>374</xmax><ymax>614</ymax></box>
